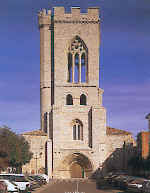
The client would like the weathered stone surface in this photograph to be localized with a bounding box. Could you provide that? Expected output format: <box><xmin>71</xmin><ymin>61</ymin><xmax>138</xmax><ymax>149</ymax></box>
<box><xmin>22</xmin><ymin>6</ymin><xmax>136</xmax><ymax>178</ymax></box>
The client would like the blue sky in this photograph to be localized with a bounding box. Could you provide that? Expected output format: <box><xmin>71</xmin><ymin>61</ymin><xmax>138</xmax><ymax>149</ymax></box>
<box><xmin>0</xmin><ymin>0</ymin><xmax>150</xmax><ymax>138</ymax></box>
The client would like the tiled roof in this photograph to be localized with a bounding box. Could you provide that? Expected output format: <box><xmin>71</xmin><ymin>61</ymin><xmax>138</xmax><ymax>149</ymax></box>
<box><xmin>106</xmin><ymin>126</ymin><xmax>131</xmax><ymax>136</ymax></box>
<box><xmin>22</xmin><ymin>129</ymin><xmax>47</xmax><ymax>136</ymax></box>
<box><xmin>22</xmin><ymin>127</ymin><xmax>131</xmax><ymax>136</ymax></box>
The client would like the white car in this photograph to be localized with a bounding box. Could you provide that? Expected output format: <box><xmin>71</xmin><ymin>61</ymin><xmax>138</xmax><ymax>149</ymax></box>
<box><xmin>0</xmin><ymin>179</ymin><xmax>19</xmax><ymax>193</ymax></box>
<box><xmin>37</xmin><ymin>174</ymin><xmax>49</xmax><ymax>183</ymax></box>
<box><xmin>0</xmin><ymin>174</ymin><xmax>30</xmax><ymax>192</ymax></box>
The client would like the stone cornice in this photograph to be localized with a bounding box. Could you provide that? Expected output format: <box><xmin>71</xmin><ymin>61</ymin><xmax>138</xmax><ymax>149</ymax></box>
<box><xmin>54</xmin><ymin>20</ymin><xmax>100</xmax><ymax>24</ymax></box>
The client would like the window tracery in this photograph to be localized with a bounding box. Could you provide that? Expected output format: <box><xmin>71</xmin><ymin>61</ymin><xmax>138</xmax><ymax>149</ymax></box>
<box><xmin>68</xmin><ymin>36</ymin><xmax>88</xmax><ymax>83</ymax></box>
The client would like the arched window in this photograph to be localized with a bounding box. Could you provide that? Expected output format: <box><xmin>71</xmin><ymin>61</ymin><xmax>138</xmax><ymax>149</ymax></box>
<box><xmin>68</xmin><ymin>53</ymin><xmax>72</xmax><ymax>82</ymax></box>
<box><xmin>67</xmin><ymin>36</ymin><xmax>88</xmax><ymax>83</ymax></box>
<box><xmin>80</xmin><ymin>94</ymin><xmax>86</xmax><ymax>105</ymax></box>
<box><xmin>81</xmin><ymin>53</ymin><xmax>86</xmax><ymax>82</ymax></box>
<box><xmin>66</xmin><ymin>94</ymin><xmax>73</xmax><ymax>105</ymax></box>
<box><xmin>74</xmin><ymin>53</ymin><xmax>79</xmax><ymax>83</ymax></box>
<box><xmin>72</xmin><ymin>119</ymin><xmax>83</xmax><ymax>140</ymax></box>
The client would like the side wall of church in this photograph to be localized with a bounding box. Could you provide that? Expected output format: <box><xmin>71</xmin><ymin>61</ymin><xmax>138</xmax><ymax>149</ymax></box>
<box><xmin>22</xmin><ymin>134</ymin><xmax>48</xmax><ymax>174</ymax></box>
<box><xmin>105</xmin><ymin>134</ymin><xmax>136</xmax><ymax>172</ymax></box>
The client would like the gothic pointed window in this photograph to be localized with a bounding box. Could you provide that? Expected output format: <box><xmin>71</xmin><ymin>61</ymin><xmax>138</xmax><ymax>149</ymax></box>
<box><xmin>66</xmin><ymin>94</ymin><xmax>73</xmax><ymax>105</ymax></box>
<box><xmin>68</xmin><ymin>53</ymin><xmax>72</xmax><ymax>82</ymax></box>
<box><xmin>73</xmin><ymin>125</ymin><xmax>76</xmax><ymax>140</ymax></box>
<box><xmin>67</xmin><ymin>36</ymin><xmax>88</xmax><ymax>83</ymax></box>
<box><xmin>81</xmin><ymin>53</ymin><xmax>86</xmax><ymax>82</ymax></box>
<box><xmin>80</xmin><ymin>94</ymin><xmax>86</xmax><ymax>105</ymax></box>
<box><xmin>72</xmin><ymin>119</ymin><xmax>83</xmax><ymax>140</ymax></box>
<box><xmin>74</xmin><ymin>53</ymin><xmax>79</xmax><ymax>83</ymax></box>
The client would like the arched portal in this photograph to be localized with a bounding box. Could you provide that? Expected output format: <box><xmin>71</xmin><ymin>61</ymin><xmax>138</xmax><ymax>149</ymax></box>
<box><xmin>70</xmin><ymin>162</ymin><xmax>82</xmax><ymax>178</ymax></box>
<box><xmin>59</xmin><ymin>153</ymin><xmax>93</xmax><ymax>178</ymax></box>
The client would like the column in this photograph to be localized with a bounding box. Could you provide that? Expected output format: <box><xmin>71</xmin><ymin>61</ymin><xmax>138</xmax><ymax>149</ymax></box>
<box><xmin>47</xmin><ymin>112</ymin><xmax>50</xmax><ymax>138</ymax></box>
<box><xmin>38</xmin><ymin>10</ymin><xmax>51</xmax><ymax>131</ymax></box>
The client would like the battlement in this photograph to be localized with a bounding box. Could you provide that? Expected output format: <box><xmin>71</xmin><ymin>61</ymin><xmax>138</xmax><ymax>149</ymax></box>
<box><xmin>53</xmin><ymin>6</ymin><xmax>99</xmax><ymax>20</ymax></box>
<box><xmin>38</xmin><ymin>7</ymin><xmax>100</xmax><ymax>27</ymax></box>
<box><xmin>38</xmin><ymin>9</ymin><xmax>51</xmax><ymax>27</ymax></box>
<box><xmin>38</xmin><ymin>8</ymin><xmax>51</xmax><ymax>17</ymax></box>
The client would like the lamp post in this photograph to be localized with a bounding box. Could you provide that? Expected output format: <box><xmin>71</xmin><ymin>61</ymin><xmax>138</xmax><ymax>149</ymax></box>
<box><xmin>33</xmin><ymin>152</ymin><xmax>42</xmax><ymax>174</ymax></box>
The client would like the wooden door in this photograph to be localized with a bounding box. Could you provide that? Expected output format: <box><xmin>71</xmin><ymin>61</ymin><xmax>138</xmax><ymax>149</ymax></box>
<box><xmin>70</xmin><ymin>163</ymin><xmax>82</xmax><ymax>178</ymax></box>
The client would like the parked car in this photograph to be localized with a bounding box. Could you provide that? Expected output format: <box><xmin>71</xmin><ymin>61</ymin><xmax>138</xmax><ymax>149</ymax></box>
<box><xmin>0</xmin><ymin>179</ymin><xmax>18</xmax><ymax>193</ymax></box>
<box><xmin>29</xmin><ymin>175</ymin><xmax>46</xmax><ymax>185</ymax></box>
<box><xmin>28</xmin><ymin>176</ymin><xmax>44</xmax><ymax>186</ymax></box>
<box><xmin>0</xmin><ymin>181</ymin><xmax>7</xmax><ymax>193</ymax></box>
<box><xmin>112</xmin><ymin>175</ymin><xmax>127</xmax><ymax>187</ymax></box>
<box><xmin>119</xmin><ymin>176</ymin><xmax>137</xmax><ymax>190</ymax></box>
<box><xmin>127</xmin><ymin>178</ymin><xmax>147</xmax><ymax>193</ymax></box>
<box><xmin>0</xmin><ymin>174</ymin><xmax>30</xmax><ymax>193</ymax></box>
<box><xmin>26</xmin><ymin>177</ymin><xmax>41</xmax><ymax>191</ymax></box>
<box><xmin>37</xmin><ymin>174</ymin><xmax>49</xmax><ymax>183</ymax></box>
<box><xmin>142</xmin><ymin>180</ymin><xmax>150</xmax><ymax>193</ymax></box>
<box><xmin>107</xmin><ymin>174</ymin><xmax>118</xmax><ymax>185</ymax></box>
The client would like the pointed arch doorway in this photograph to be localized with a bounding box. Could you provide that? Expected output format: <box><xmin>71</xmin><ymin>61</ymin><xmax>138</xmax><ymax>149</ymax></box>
<box><xmin>70</xmin><ymin>162</ymin><xmax>83</xmax><ymax>178</ymax></box>
<box><xmin>59</xmin><ymin>152</ymin><xmax>93</xmax><ymax>179</ymax></box>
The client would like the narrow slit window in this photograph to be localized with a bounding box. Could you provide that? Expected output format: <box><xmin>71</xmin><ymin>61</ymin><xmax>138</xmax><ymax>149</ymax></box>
<box><xmin>66</xmin><ymin>94</ymin><xmax>73</xmax><ymax>105</ymax></box>
<box><xmin>78</xmin><ymin>125</ymin><xmax>80</xmax><ymax>140</ymax></box>
<box><xmin>81</xmin><ymin>53</ymin><xmax>86</xmax><ymax>82</ymax></box>
<box><xmin>80</xmin><ymin>94</ymin><xmax>87</xmax><ymax>105</ymax></box>
<box><xmin>68</xmin><ymin>53</ymin><xmax>72</xmax><ymax>82</ymax></box>
<box><xmin>74</xmin><ymin>54</ymin><xmax>79</xmax><ymax>83</ymax></box>
<box><xmin>73</xmin><ymin>125</ymin><xmax>76</xmax><ymax>140</ymax></box>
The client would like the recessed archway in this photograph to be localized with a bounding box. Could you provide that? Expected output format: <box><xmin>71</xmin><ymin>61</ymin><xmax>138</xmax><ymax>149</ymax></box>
<box><xmin>70</xmin><ymin>162</ymin><xmax>83</xmax><ymax>178</ymax></box>
<box><xmin>59</xmin><ymin>152</ymin><xmax>93</xmax><ymax>178</ymax></box>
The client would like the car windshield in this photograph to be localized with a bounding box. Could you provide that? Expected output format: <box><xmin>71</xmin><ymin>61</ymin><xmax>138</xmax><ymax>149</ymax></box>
<box><xmin>131</xmin><ymin>179</ymin><xmax>145</xmax><ymax>184</ymax></box>
<box><xmin>0</xmin><ymin>175</ymin><xmax>12</xmax><ymax>180</ymax></box>
<box><xmin>0</xmin><ymin>175</ymin><xmax>28</xmax><ymax>182</ymax></box>
<box><xmin>14</xmin><ymin>176</ymin><xmax>28</xmax><ymax>182</ymax></box>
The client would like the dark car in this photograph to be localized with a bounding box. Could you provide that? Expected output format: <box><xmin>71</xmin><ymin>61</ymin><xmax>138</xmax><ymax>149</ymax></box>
<box><xmin>119</xmin><ymin>176</ymin><xmax>136</xmax><ymax>190</ymax></box>
<box><xmin>127</xmin><ymin>178</ymin><xmax>147</xmax><ymax>193</ymax></box>
<box><xmin>26</xmin><ymin>177</ymin><xmax>41</xmax><ymax>191</ymax></box>
<box><xmin>28</xmin><ymin>176</ymin><xmax>45</xmax><ymax>186</ymax></box>
<box><xmin>112</xmin><ymin>175</ymin><xmax>127</xmax><ymax>187</ymax></box>
<box><xmin>107</xmin><ymin>174</ymin><xmax>118</xmax><ymax>185</ymax></box>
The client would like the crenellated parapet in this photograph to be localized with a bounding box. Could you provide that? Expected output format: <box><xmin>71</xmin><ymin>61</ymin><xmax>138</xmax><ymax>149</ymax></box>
<box><xmin>38</xmin><ymin>9</ymin><xmax>51</xmax><ymax>28</ymax></box>
<box><xmin>54</xmin><ymin>7</ymin><xmax>100</xmax><ymax>24</ymax></box>
<box><xmin>38</xmin><ymin>7</ymin><xmax>100</xmax><ymax>26</ymax></box>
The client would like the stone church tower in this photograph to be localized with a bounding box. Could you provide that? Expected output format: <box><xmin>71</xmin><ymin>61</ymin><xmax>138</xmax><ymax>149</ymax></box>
<box><xmin>38</xmin><ymin>7</ymin><xmax>107</xmax><ymax>178</ymax></box>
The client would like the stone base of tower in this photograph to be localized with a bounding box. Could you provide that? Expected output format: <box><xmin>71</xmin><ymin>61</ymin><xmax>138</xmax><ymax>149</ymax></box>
<box><xmin>47</xmin><ymin>148</ymin><xmax>105</xmax><ymax>179</ymax></box>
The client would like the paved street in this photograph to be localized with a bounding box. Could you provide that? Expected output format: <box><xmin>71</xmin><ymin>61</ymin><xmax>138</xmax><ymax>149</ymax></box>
<box><xmin>35</xmin><ymin>180</ymin><xmax>125</xmax><ymax>193</ymax></box>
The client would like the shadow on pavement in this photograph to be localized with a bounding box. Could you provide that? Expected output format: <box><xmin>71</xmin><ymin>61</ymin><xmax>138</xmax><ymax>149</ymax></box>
<box><xmin>95</xmin><ymin>179</ymin><xmax>125</xmax><ymax>192</ymax></box>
